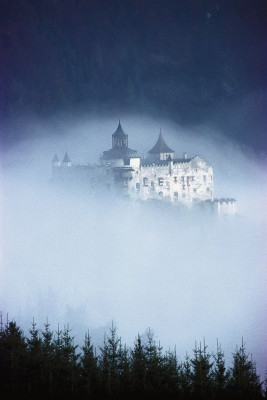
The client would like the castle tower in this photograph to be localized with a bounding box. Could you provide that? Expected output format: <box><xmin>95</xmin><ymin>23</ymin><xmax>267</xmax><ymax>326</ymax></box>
<box><xmin>62</xmin><ymin>152</ymin><xmax>72</xmax><ymax>167</ymax></box>
<box><xmin>112</xmin><ymin>121</ymin><xmax>128</xmax><ymax>149</ymax></box>
<box><xmin>148</xmin><ymin>130</ymin><xmax>174</xmax><ymax>162</ymax></box>
<box><xmin>101</xmin><ymin>121</ymin><xmax>139</xmax><ymax>165</ymax></box>
<box><xmin>52</xmin><ymin>153</ymin><xmax>60</xmax><ymax>167</ymax></box>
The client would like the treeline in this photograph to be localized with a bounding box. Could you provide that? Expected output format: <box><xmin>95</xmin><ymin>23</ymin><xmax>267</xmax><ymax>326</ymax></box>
<box><xmin>0</xmin><ymin>317</ymin><xmax>265</xmax><ymax>399</ymax></box>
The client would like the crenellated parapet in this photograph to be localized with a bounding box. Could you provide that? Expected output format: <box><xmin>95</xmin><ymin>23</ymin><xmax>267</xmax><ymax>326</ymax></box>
<box><xmin>213</xmin><ymin>198</ymin><xmax>237</xmax><ymax>216</ymax></box>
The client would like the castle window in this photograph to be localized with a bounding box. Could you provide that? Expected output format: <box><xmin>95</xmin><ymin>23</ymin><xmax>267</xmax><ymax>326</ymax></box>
<box><xmin>151</xmin><ymin>181</ymin><xmax>155</xmax><ymax>189</ymax></box>
<box><xmin>174</xmin><ymin>192</ymin><xmax>178</xmax><ymax>199</ymax></box>
<box><xmin>206</xmin><ymin>187</ymin><xmax>210</xmax><ymax>192</ymax></box>
<box><xmin>158</xmin><ymin>177</ymin><xmax>163</xmax><ymax>186</ymax></box>
<box><xmin>174</xmin><ymin>176</ymin><xmax>177</xmax><ymax>183</ymax></box>
<box><xmin>159</xmin><ymin>191</ymin><xmax>163</xmax><ymax>198</ymax></box>
<box><xmin>143</xmin><ymin>177</ymin><xmax>148</xmax><ymax>186</ymax></box>
<box><xmin>203</xmin><ymin>175</ymin><xmax>206</xmax><ymax>182</ymax></box>
<box><xmin>124</xmin><ymin>158</ymin><xmax>130</xmax><ymax>166</ymax></box>
<box><xmin>136</xmin><ymin>183</ymin><xmax>140</xmax><ymax>191</ymax></box>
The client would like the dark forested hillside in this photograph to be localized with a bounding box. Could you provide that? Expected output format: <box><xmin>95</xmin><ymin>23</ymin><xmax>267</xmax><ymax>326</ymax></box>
<box><xmin>1</xmin><ymin>0</ymin><xmax>267</xmax><ymax>149</ymax></box>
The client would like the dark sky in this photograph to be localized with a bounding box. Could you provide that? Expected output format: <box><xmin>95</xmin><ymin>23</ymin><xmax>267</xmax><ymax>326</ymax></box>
<box><xmin>1</xmin><ymin>0</ymin><xmax>267</xmax><ymax>151</ymax></box>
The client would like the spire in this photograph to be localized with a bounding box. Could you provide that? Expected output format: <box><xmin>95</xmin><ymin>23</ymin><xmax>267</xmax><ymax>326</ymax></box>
<box><xmin>148</xmin><ymin>130</ymin><xmax>174</xmax><ymax>154</ymax></box>
<box><xmin>113</xmin><ymin>120</ymin><xmax>127</xmax><ymax>137</ymax></box>
<box><xmin>62</xmin><ymin>152</ymin><xmax>71</xmax><ymax>163</ymax></box>
<box><xmin>52</xmin><ymin>153</ymin><xmax>59</xmax><ymax>163</ymax></box>
<box><xmin>112</xmin><ymin>121</ymin><xmax>128</xmax><ymax>149</ymax></box>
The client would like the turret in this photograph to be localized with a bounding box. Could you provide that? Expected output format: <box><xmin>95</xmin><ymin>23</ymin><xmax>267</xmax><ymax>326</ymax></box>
<box><xmin>112</xmin><ymin>121</ymin><xmax>128</xmax><ymax>149</ymax></box>
<box><xmin>52</xmin><ymin>153</ymin><xmax>60</xmax><ymax>167</ymax></box>
<box><xmin>62</xmin><ymin>152</ymin><xmax>72</xmax><ymax>167</ymax></box>
<box><xmin>148</xmin><ymin>130</ymin><xmax>174</xmax><ymax>162</ymax></box>
<box><xmin>101</xmin><ymin>121</ymin><xmax>139</xmax><ymax>165</ymax></box>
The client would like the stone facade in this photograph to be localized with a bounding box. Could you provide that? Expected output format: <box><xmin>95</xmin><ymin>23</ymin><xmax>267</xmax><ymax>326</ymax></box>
<box><xmin>51</xmin><ymin>122</ymin><xmax>236</xmax><ymax>215</ymax></box>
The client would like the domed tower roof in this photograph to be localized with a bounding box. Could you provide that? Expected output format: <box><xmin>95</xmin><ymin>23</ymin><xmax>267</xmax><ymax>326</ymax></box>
<box><xmin>148</xmin><ymin>131</ymin><xmax>174</xmax><ymax>154</ymax></box>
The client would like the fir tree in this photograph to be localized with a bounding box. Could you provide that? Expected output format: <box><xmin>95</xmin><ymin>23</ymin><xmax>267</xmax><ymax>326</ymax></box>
<box><xmin>130</xmin><ymin>333</ymin><xmax>146</xmax><ymax>392</ymax></box>
<box><xmin>212</xmin><ymin>340</ymin><xmax>230</xmax><ymax>397</ymax></box>
<box><xmin>263</xmin><ymin>371</ymin><xmax>267</xmax><ymax>399</ymax></box>
<box><xmin>41</xmin><ymin>320</ymin><xmax>54</xmax><ymax>396</ymax></box>
<box><xmin>117</xmin><ymin>340</ymin><xmax>131</xmax><ymax>392</ymax></box>
<box><xmin>80</xmin><ymin>330</ymin><xmax>99</xmax><ymax>394</ymax></box>
<box><xmin>99</xmin><ymin>322</ymin><xmax>121</xmax><ymax>393</ymax></box>
<box><xmin>190</xmin><ymin>340</ymin><xmax>213</xmax><ymax>398</ymax></box>
<box><xmin>180</xmin><ymin>352</ymin><xmax>192</xmax><ymax>396</ymax></box>
<box><xmin>0</xmin><ymin>318</ymin><xmax>28</xmax><ymax>394</ymax></box>
<box><xmin>144</xmin><ymin>328</ymin><xmax>164</xmax><ymax>392</ymax></box>
<box><xmin>229</xmin><ymin>338</ymin><xmax>262</xmax><ymax>399</ymax></box>
<box><xmin>162</xmin><ymin>347</ymin><xmax>181</xmax><ymax>393</ymax></box>
<box><xmin>26</xmin><ymin>318</ymin><xmax>42</xmax><ymax>395</ymax></box>
<box><xmin>52</xmin><ymin>324</ymin><xmax>80</xmax><ymax>396</ymax></box>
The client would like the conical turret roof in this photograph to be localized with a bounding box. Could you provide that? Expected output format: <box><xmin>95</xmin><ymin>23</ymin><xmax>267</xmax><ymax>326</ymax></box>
<box><xmin>148</xmin><ymin>131</ymin><xmax>174</xmax><ymax>154</ymax></box>
<box><xmin>62</xmin><ymin>152</ymin><xmax>71</xmax><ymax>163</ymax></box>
<box><xmin>52</xmin><ymin>153</ymin><xmax>59</xmax><ymax>162</ymax></box>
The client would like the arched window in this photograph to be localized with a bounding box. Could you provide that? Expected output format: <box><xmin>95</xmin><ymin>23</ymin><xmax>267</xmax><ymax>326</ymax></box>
<box><xmin>143</xmin><ymin>177</ymin><xmax>148</xmax><ymax>186</ymax></box>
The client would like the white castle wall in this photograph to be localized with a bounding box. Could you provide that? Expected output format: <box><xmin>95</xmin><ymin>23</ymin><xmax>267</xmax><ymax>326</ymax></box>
<box><xmin>125</xmin><ymin>156</ymin><xmax>214</xmax><ymax>205</ymax></box>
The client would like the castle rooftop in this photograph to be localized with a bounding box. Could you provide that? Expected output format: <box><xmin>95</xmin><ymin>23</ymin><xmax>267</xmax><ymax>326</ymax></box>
<box><xmin>148</xmin><ymin>131</ymin><xmax>174</xmax><ymax>154</ymax></box>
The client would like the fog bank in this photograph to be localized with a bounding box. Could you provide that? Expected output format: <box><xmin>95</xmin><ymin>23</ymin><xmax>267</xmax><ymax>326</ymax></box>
<box><xmin>1</xmin><ymin>115</ymin><xmax>266</xmax><ymax>377</ymax></box>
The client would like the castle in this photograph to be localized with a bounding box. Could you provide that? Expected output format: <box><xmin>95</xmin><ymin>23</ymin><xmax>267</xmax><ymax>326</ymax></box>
<box><xmin>51</xmin><ymin>122</ymin><xmax>236</xmax><ymax>216</ymax></box>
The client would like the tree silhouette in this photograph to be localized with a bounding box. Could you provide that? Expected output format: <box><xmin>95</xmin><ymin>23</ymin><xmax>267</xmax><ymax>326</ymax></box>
<box><xmin>190</xmin><ymin>340</ymin><xmax>214</xmax><ymax>397</ymax></box>
<box><xmin>26</xmin><ymin>319</ymin><xmax>42</xmax><ymax>395</ymax></box>
<box><xmin>130</xmin><ymin>333</ymin><xmax>146</xmax><ymax>392</ymax></box>
<box><xmin>229</xmin><ymin>338</ymin><xmax>262</xmax><ymax>399</ymax></box>
<box><xmin>212</xmin><ymin>340</ymin><xmax>230</xmax><ymax>397</ymax></box>
<box><xmin>80</xmin><ymin>330</ymin><xmax>99</xmax><ymax>394</ymax></box>
<box><xmin>99</xmin><ymin>322</ymin><xmax>121</xmax><ymax>393</ymax></box>
<box><xmin>0</xmin><ymin>316</ymin><xmax>265</xmax><ymax>399</ymax></box>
